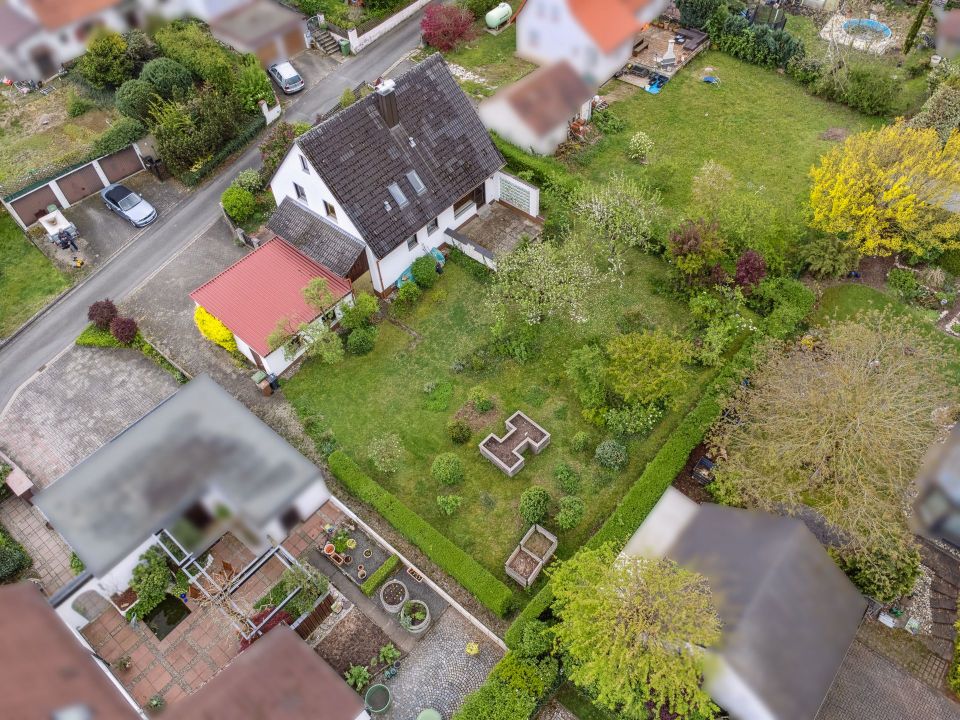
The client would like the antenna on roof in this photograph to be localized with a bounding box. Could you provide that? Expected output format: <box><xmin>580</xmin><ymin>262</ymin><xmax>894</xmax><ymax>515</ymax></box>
<box><xmin>408</xmin><ymin>136</ymin><xmax>416</xmax><ymax>148</ymax></box>
<box><xmin>384</xmin><ymin>200</ymin><xmax>392</xmax><ymax>212</ymax></box>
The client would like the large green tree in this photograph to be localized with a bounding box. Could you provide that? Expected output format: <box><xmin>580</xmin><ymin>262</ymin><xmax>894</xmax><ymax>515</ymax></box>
<box><xmin>606</xmin><ymin>329</ymin><xmax>692</xmax><ymax>408</ymax></box>
<box><xmin>79</xmin><ymin>29</ymin><xmax>133</xmax><ymax>88</ymax></box>
<box><xmin>551</xmin><ymin>544</ymin><xmax>721</xmax><ymax>719</ymax></box>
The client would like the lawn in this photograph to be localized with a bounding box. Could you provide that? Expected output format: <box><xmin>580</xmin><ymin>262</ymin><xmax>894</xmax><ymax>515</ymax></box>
<box><xmin>285</xmin><ymin>255</ymin><xmax>728</xmax><ymax>590</ymax></box>
<box><xmin>0</xmin><ymin>214</ymin><xmax>69</xmax><ymax>339</ymax></box>
<box><xmin>574</xmin><ymin>50</ymin><xmax>878</xmax><ymax>220</ymax></box>
<box><xmin>438</xmin><ymin>24</ymin><xmax>536</xmax><ymax>96</ymax></box>
<box><xmin>0</xmin><ymin>81</ymin><xmax>119</xmax><ymax>190</ymax></box>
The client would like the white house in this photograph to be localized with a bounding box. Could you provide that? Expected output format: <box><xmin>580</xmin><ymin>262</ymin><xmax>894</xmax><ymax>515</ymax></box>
<box><xmin>479</xmin><ymin>60</ymin><xmax>595</xmax><ymax>156</ymax></box>
<box><xmin>625</xmin><ymin>487</ymin><xmax>867</xmax><ymax>720</ymax></box>
<box><xmin>515</xmin><ymin>0</ymin><xmax>666</xmax><ymax>86</ymax></box>
<box><xmin>268</xmin><ymin>53</ymin><xmax>509</xmax><ymax>295</ymax></box>
<box><xmin>190</xmin><ymin>237</ymin><xmax>355</xmax><ymax>376</ymax></box>
<box><xmin>36</xmin><ymin>375</ymin><xmax>334</xmax><ymax>632</ymax></box>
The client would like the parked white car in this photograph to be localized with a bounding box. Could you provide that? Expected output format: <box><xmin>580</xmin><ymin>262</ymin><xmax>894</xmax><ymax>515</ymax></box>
<box><xmin>269</xmin><ymin>61</ymin><xmax>305</xmax><ymax>94</ymax></box>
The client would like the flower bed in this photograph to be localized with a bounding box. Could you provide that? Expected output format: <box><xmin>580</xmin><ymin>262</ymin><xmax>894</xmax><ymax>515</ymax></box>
<box><xmin>479</xmin><ymin>411</ymin><xmax>551</xmax><ymax>477</ymax></box>
<box><xmin>505</xmin><ymin>525</ymin><xmax>557</xmax><ymax>588</ymax></box>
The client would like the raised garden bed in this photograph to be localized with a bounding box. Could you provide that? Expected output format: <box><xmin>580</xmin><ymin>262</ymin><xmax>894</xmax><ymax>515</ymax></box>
<box><xmin>505</xmin><ymin>524</ymin><xmax>557</xmax><ymax>588</ymax></box>
<box><xmin>380</xmin><ymin>578</ymin><xmax>408</xmax><ymax>614</ymax></box>
<box><xmin>315</xmin><ymin>607</ymin><xmax>392</xmax><ymax>676</ymax></box>
<box><xmin>399</xmin><ymin>599</ymin><xmax>431</xmax><ymax>634</ymax></box>
<box><xmin>479</xmin><ymin>410</ymin><xmax>551</xmax><ymax>477</ymax></box>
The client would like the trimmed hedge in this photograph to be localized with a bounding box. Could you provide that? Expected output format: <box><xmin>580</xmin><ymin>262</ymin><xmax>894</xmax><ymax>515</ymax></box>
<box><xmin>361</xmin><ymin>554</ymin><xmax>400</xmax><ymax>596</ymax></box>
<box><xmin>505</xmin><ymin>337</ymin><xmax>759</xmax><ymax>648</ymax></box>
<box><xmin>327</xmin><ymin>451</ymin><xmax>515</xmax><ymax>616</ymax></box>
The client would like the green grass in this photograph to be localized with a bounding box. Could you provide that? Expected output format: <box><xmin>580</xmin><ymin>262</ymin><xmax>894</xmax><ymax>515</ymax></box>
<box><xmin>76</xmin><ymin>323</ymin><xmax>188</xmax><ymax>383</ymax></box>
<box><xmin>441</xmin><ymin>24</ymin><xmax>536</xmax><ymax>91</ymax></box>
<box><xmin>0</xmin><ymin>214</ymin><xmax>69</xmax><ymax>338</ymax></box>
<box><xmin>554</xmin><ymin>683</ymin><xmax>616</xmax><ymax>720</ymax></box>
<box><xmin>567</xmin><ymin>50</ymin><xmax>878</xmax><ymax>220</ymax></box>
<box><xmin>286</xmin><ymin>257</ymin><xmax>723</xmax><ymax>588</ymax></box>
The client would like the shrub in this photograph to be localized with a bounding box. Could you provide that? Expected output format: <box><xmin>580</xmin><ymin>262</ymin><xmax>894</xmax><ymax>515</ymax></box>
<box><xmin>259</xmin><ymin>121</ymin><xmax>299</xmax><ymax>178</ymax></box>
<box><xmin>887</xmin><ymin>267</ymin><xmax>922</xmax><ymax>301</ymax></box>
<box><xmin>571</xmin><ymin>430</ymin><xmax>590</xmax><ymax>453</ymax></box>
<box><xmin>604</xmin><ymin>403</ymin><xmax>664</xmax><ymax>438</ymax></box>
<box><xmin>749</xmin><ymin>277</ymin><xmax>815</xmax><ymax>340</ymax></box>
<box><xmin>432</xmin><ymin>452</ymin><xmax>464</xmax><ymax>486</ymax></box>
<box><xmin>92</xmin><ymin>117</ymin><xmax>145</xmax><ymax>157</ymax></box>
<box><xmin>235</xmin><ymin>56</ymin><xmax>274</xmax><ymax>112</ymax></box>
<box><xmin>88</xmin><ymin>299</ymin><xmax>118</xmax><ymax>330</ymax></box>
<box><xmin>345</xmin><ymin>664</ymin><xmax>371</xmax><ymax>691</ymax></box>
<box><xmin>0</xmin><ymin>526</ymin><xmax>31</xmax><ymax>582</ymax></box>
<box><xmin>327</xmin><ymin>451</ymin><xmax>514</xmax><ymax>616</ymax></box>
<box><xmin>844</xmin><ymin>68</ymin><xmax>896</xmax><ymax>117</ymax></box>
<box><xmin>459</xmin><ymin>0</ymin><xmax>501</xmax><ymax>17</ymax></box>
<box><xmin>347</xmin><ymin>326</ymin><xmax>377</xmax><ymax>355</ymax></box>
<box><xmin>519</xmin><ymin>487</ymin><xmax>550</xmax><ymax>524</ymax></box>
<box><xmin>140</xmin><ymin>57</ymin><xmax>193</xmax><ymax>99</ymax></box>
<box><xmin>468</xmin><ymin>385</ymin><xmax>492</xmax><ymax>412</ymax></box>
<box><xmin>734</xmin><ymin>250</ymin><xmax>766</xmax><ymax>290</ymax></box>
<box><xmin>677</xmin><ymin>0</ymin><xmax>725</xmax><ymax>29</ymax></box>
<box><xmin>411</xmin><ymin>255</ymin><xmax>438</xmax><ymax>289</ymax></box>
<box><xmin>833</xmin><ymin>544</ymin><xmax>921</xmax><ymax>603</ymax></box>
<box><xmin>514</xmin><ymin>619</ymin><xmax>553</xmax><ymax>658</ymax></box>
<box><xmin>67</xmin><ymin>93</ymin><xmax>96</xmax><ymax>117</ymax></box>
<box><xmin>555</xmin><ymin>495</ymin><xmax>585</xmax><ymax>530</ymax></box>
<box><xmin>221</xmin><ymin>185</ymin><xmax>256</xmax><ymax>224</ymax></box>
<box><xmin>452</xmin><ymin>677</ymin><xmax>538</xmax><ymax>720</ymax></box>
<box><xmin>115</xmin><ymin>79</ymin><xmax>157</xmax><ymax>122</ymax></box>
<box><xmin>627</xmin><ymin>131</ymin><xmax>654</xmax><ymax>163</ymax></box>
<box><xmin>592</xmin><ymin>107</ymin><xmax>626</xmax><ymax>133</ymax></box>
<box><xmin>79</xmin><ymin>29</ymin><xmax>133</xmax><ymax>88</ymax></box>
<box><xmin>155</xmin><ymin>21</ymin><xmax>236</xmax><ymax>89</ymax></box>
<box><xmin>123</xmin><ymin>29</ymin><xmax>156</xmax><ymax>73</ymax></box>
<box><xmin>341</xmin><ymin>292</ymin><xmax>379</xmax><ymax>330</ymax></box>
<box><xmin>554</xmin><ymin>463</ymin><xmax>581</xmax><ymax>495</ymax></box>
<box><xmin>421</xmin><ymin>4</ymin><xmax>476</xmax><ymax>52</ymax></box>
<box><xmin>340</xmin><ymin>88</ymin><xmax>356</xmax><ymax>109</ymax></box>
<box><xmin>277</xmin><ymin>563</ymin><xmax>329</xmax><ymax>618</ymax></box>
<box><xmin>233</xmin><ymin>168</ymin><xmax>263</xmax><ymax>193</ymax></box>
<box><xmin>360</xmin><ymin>554</ymin><xmax>399</xmax><ymax>596</ymax></box>
<box><xmin>392</xmin><ymin>282</ymin><xmax>421</xmax><ymax>313</ymax></box>
<box><xmin>194</xmin><ymin>305</ymin><xmax>238</xmax><ymax>353</ymax></box>
<box><xmin>491</xmin><ymin>653</ymin><xmax>559</xmax><ymax>698</ymax></box>
<box><xmin>447</xmin><ymin>419</ymin><xmax>471</xmax><ymax>444</ymax></box>
<box><xmin>70</xmin><ymin>552</ymin><xmax>86</xmax><ymax>575</ymax></box>
<box><xmin>595</xmin><ymin>439</ymin><xmax>627</xmax><ymax>470</ymax></box>
<box><xmin>109</xmin><ymin>316</ymin><xmax>138</xmax><ymax>344</ymax></box>
<box><xmin>127</xmin><ymin>546</ymin><xmax>170</xmax><ymax>619</ymax></box>
<box><xmin>801</xmin><ymin>233</ymin><xmax>860</xmax><ymax>279</ymax></box>
<box><xmin>937</xmin><ymin>249</ymin><xmax>960</xmax><ymax>276</ymax></box>
<box><xmin>437</xmin><ymin>494</ymin><xmax>464</xmax><ymax>515</ymax></box>
<box><xmin>367</xmin><ymin>433</ymin><xmax>403</xmax><ymax>474</ymax></box>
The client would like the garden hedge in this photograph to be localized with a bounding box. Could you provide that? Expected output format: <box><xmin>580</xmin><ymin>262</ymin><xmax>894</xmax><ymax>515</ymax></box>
<box><xmin>179</xmin><ymin>114</ymin><xmax>265</xmax><ymax>186</ymax></box>
<box><xmin>360</xmin><ymin>554</ymin><xmax>399</xmax><ymax>596</ymax></box>
<box><xmin>327</xmin><ymin>451</ymin><xmax>515</xmax><ymax>616</ymax></box>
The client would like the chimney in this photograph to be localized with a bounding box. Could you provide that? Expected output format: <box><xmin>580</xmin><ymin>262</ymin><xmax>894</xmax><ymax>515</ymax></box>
<box><xmin>662</xmin><ymin>39</ymin><xmax>677</xmax><ymax>66</ymax></box>
<box><xmin>376</xmin><ymin>79</ymin><xmax>399</xmax><ymax>128</ymax></box>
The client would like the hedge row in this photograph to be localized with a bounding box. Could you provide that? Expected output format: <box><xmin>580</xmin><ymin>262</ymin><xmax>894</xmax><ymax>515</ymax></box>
<box><xmin>327</xmin><ymin>451</ymin><xmax>515</xmax><ymax>617</ymax></box>
<box><xmin>491</xmin><ymin>134</ymin><xmax>576</xmax><ymax>198</ymax></box>
<box><xmin>179</xmin><ymin>114</ymin><xmax>265</xmax><ymax>187</ymax></box>
<box><xmin>504</xmin><ymin>336</ymin><xmax>759</xmax><ymax>648</ymax></box>
<box><xmin>360</xmin><ymin>554</ymin><xmax>399</xmax><ymax>596</ymax></box>
<box><xmin>452</xmin><ymin>652</ymin><xmax>559</xmax><ymax>720</ymax></box>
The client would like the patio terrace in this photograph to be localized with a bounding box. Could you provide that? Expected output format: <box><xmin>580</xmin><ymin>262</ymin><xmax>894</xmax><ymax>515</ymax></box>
<box><xmin>447</xmin><ymin>201</ymin><xmax>542</xmax><ymax>261</ymax></box>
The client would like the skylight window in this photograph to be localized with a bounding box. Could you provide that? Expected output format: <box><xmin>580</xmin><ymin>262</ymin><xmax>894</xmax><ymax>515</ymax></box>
<box><xmin>388</xmin><ymin>182</ymin><xmax>409</xmax><ymax>208</ymax></box>
<box><xmin>406</xmin><ymin>170</ymin><xmax>427</xmax><ymax>195</ymax></box>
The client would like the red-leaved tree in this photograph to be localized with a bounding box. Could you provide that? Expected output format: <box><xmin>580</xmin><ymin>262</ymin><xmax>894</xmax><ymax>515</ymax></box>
<box><xmin>734</xmin><ymin>250</ymin><xmax>767</xmax><ymax>291</ymax></box>
<box><xmin>110</xmin><ymin>316</ymin><xmax>138</xmax><ymax>344</ymax></box>
<box><xmin>421</xmin><ymin>5</ymin><xmax>476</xmax><ymax>52</ymax></box>
<box><xmin>88</xmin><ymin>299</ymin><xmax>118</xmax><ymax>330</ymax></box>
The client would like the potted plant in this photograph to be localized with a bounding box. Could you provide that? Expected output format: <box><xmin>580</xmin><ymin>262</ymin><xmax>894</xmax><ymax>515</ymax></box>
<box><xmin>114</xmin><ymin>655</ymin><xmax>132</xmax><ymax>672</ymax></box>
<box><xmin>332</xmin><ymin>529</ymin><xmax>351</xmax><ymax>554</ymax></box>
<box><xmin>379</xmin><ymin>578</ymin><xmax>408</xmax><ymax>613</ymax></box>
<box><xmin>323</xmin><ymin>542</ymin><xmax>335</xmax><ymax>555</ymax></box>
<box><xmin>345</xmin><ymin>538</ymin><xmax>357</xmax><ymax>550</ymax></box>
<box><xmin>357</xmin><ymin>564</ymin><xmax>367</xmax><ymax>580</ymax></box>
<box><xmin>343</xmin><ymin>554</ymin><xmax>353</xmax><ymax>566</ymax></box>
<box><xmin>363</xmin><ymin>548</ymin><xmax>373</xmax><ymax>559</ymax></box>
<box><xmin>399</xmin><ymin>599</ymin><xmax>430</xmax><ymax>634</ymax></box>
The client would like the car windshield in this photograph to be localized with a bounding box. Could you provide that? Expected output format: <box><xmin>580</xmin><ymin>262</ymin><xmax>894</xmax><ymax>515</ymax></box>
<box><xmin>286</xmin><ymin>74</ymin><xmax>302</xmax><ymax>85</ymax></box>
<box><xmin>118</xmin><ymin>193</ymin><xmax>141</xmax><ymax>211</ymax></box>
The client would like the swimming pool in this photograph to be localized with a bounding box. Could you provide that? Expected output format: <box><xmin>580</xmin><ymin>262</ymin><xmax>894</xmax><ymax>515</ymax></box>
<box><xmin>842</xmin><ymin>18</ymin><xmax>893</xmax><ymax>39</ymax></box>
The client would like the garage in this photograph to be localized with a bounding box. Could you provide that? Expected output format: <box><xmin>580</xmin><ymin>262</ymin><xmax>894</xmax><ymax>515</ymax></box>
<box><xmin>9</xmin><ymin>185</ymin><xmax>60</xmax><ymax>226</ymax></box>
<box><xmin>282</xmin><ymin>26</ymin><xmax>306</xmax><ymax>57</ymax></box>
<box><xmin>98</xmin><ymin>147</ymin><xmax>143</xmax><ymax>183</ymax></box>
<box><xmin>57</xmin><ymin>164</ymin><xmax>104</xmax><ymax>204</ymax></box>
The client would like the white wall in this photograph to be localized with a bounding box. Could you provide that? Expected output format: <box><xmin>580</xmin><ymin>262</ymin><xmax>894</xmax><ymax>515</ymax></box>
<box><xmin>479</xmin><ymin>97</ymin><xmax>568</xmax><ymax>155</ymax></box>
<box><xmin>347</xmin><ymin>0</ymin><xmax>433</xmax><ymax>52</ymax></box>
<box><xmin>516</xmin><ymin>0</ymin><xmax>637</xmax><ymax>85</ymax></box>
<box><xmin>255</xmin><ymin>293</ymin><xmax>354</xmax><ymax>376</ymax></box>
<box><xmin>94</xmin><ymin>535</ymin><xmax>159</xmax><ymax>601</ymax></box>
<box><xmin>270</xmin><ymin>148</ymin><xmax>364</xmax><ymax>240</ymax></box>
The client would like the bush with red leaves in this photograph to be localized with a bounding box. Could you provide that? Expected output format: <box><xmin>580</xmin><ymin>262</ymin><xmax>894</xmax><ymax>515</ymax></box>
<box><xmin>734</xmin><ymin>250</ymin><xmax>767</xmax><ymax>291</ymax></box>
<box><xmin>88</xmin><ymin>299</ymin><xmax>118</xmax><ymax>330</ymax></box>
<box><xmin>109</xmin><ymin>316</ymin><xmax>138</xmax><ymax>344</ymax></box>
<box><xmin>239</xmin><ymin>608</ymin><xmax>292</xmax><ymax>651</ymax></box>
<box><xmin>421</xmin><ymin>4</ymin><xmax>475</xmax><ymax>52</ymax></box>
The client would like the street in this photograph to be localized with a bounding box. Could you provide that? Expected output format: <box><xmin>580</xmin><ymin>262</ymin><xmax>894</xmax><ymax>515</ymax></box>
<box><xmin>0</xmin><ymin>13</ymin><xmax>425</xmax><ymax>411</ymax></box>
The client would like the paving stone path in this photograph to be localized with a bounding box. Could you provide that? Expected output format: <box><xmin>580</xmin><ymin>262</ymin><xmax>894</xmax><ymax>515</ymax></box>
<box><xmin>377</xmin><ymin>607</ymin><xmax>503</xmax><ymax>720</ymax></box>
<box><xmin>919</xmin><ymin>538</ymin><xmax>960</xmax><ymax>663</ymax></box>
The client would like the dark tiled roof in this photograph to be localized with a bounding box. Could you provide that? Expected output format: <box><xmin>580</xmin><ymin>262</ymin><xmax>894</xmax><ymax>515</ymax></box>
<box><xmin>267</xmin><ymin>197</ymin><xmax>366</xmax><ymax>277</ymax></box>
<box><xmin>297</xmin><ymin>53</ymin><xmax>504</xmax><ymax>258</ymax></box>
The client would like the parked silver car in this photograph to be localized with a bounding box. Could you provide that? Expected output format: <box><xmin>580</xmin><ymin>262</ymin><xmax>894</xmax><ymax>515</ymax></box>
<box><xmin>100</xmin><ymin>183</ymin><xmax>157</xmax><ymax>228</ymax></box>
<box><xmin>269</xmin><ymin>61</ymin><xmax>304</xmax><ymax>94</ymax></box>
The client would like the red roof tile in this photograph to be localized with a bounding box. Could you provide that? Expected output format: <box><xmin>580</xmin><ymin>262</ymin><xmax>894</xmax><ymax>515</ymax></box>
<box><xmin>190</xmin><ymin>237</ymin><xmax>351</xmax><ymax>357</ymax></box>
<box><xmin>568</xmin><ymin>0</ymin><xmax>650</xmax><ymax>53</ymax></box>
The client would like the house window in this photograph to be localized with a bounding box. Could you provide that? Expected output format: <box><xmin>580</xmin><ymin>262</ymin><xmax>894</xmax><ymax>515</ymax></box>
<box><xmin>427</xmin><ymin>218</ymin><xmax>439</xmax><ymax>235</ymax></box>
<box><xmin>388</xmin><ymin>182</ymin><xmax>409</xmax><ymax>209</ymax></box>
<box><xmin>299</xmin><ymin>155</ymin><xmax>310</xmax><ymax>173</ymax></box>
<box><xmin>406</xmin><ymin>170</ymin><xmax>427</xmax><ymax>195</ymax></box>
<box><xmin>454</xmin><ymin>190</ymin><xmax>476</xmax><ymax>218</ymax></box>
<box><xmin>406</xmin><ymin>235</ymin><xmax>418</xmax><ymax>251</ymax></box>
<box><xmin>294</xmin><ymin>183</ymin><xmax>307</xmax><ymax>201</ymax></box>
<box><xmin>323</xmin><ymin>200</ymin><xmax>336</xmax><ymax>219</ymax></box>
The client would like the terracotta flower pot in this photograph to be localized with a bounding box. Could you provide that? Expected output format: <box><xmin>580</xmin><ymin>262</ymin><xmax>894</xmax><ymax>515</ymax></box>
<box><xmin>323</xmin><ymin>543</ymin><xmax>335</xmax><ymax>555</ymax></box>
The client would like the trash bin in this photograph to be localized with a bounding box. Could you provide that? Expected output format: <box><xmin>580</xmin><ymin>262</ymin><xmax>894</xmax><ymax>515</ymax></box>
<box><xmin>251</xmin><ymin>370</ymin><xmax>267</xmax><ymax>384</ymax></box>
<box><xmin>339</xmin><ymin>38</ymin><xmax>351</xmax><ymax>56</ymax></box>
<box><xmin>267</xmin><ymin>373</ymin><xmax>280</xmax><ymax>391</ymax></box>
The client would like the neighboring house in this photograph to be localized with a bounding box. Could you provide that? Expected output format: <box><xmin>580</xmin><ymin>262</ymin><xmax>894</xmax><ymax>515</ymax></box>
<box><xmin>0</xmin><ymin>582</ymin><xmax>141</xmax><ymax>718</ymax></box>
<box><xmin>934</xmin><ymin>8</ymin><xmax>960</xmax><ymax>59</ymax></box>
<box><xmin>206</xmin><ymin>0</ymin><xmax>308</xmax><ymax>66</ymax></box>
<box><xmin>190</xmin><ymin>237</ymin><xmax>354</xmax><ymax>376</ymax></box>
<box><xmin>479</xmin><ymin>60</ymin><xmax>594</xmax><ymax>156</ymax></box>
<box><xmin>178</xmin><ymin>625</ymin><xmax>370</xmax><ymax>720</ymax></box>
<box><xmin>625</xmin><ymin>487</ymin><xmax>867</xmax><ymax>720</ymax></box>
<box><xmin>269</xmin><ymin>53</ymin><xmax>515</xmax><ymax>295</ymax></box>
<box><xmin>515</xmin><ymin>0</ymin><xmax>666</xmax><ymax>86</ymax></box>
<box><xmin>35</xmin><ymin>375</ymin><xmax>333</xmax><ymax>631</ymax></box>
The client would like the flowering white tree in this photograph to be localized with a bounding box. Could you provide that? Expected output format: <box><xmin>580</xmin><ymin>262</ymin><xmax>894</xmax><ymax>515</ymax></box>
<box><xmin>489</xmin><ymin>241</ymin><xmax>600</xmax><ymax>325</ymax></box>
<box><xmin>577</xmin><ymin>173</ymin><xmax>662</xmax><ymax>279</ymax></box>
